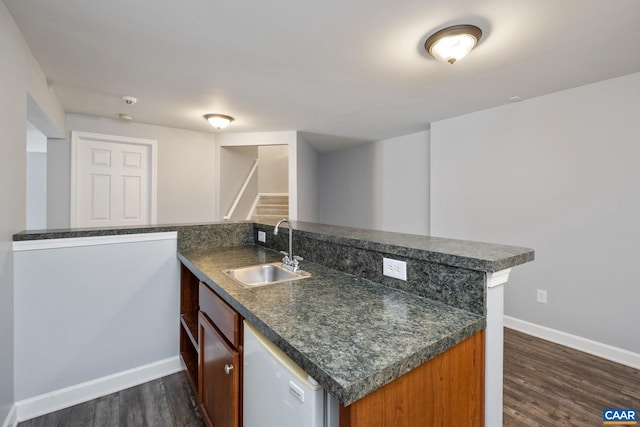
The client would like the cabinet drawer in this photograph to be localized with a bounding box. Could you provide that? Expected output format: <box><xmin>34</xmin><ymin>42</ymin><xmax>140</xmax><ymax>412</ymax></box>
<box><xmin>199</xmin><ymin>282</ymin><xmax>240</xmax><ymax>347</ymax></box>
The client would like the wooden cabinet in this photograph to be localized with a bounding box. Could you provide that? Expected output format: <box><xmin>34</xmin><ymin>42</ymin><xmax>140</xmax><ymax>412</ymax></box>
<box><xmin>199</xmin><ymin>312</ymin><xmax>240</xmax><ymax>427</ymax></box>
<box><xmin>179</xmin><ymin>263</ymin><xmax>243</xmax><ymax>427</ymax></box>
<box><xmin>199</xmin><ymin>281</ymin><xmax>241</xmax><ymax>347</ymax></box>
<box><xmin>179</xmin><ymin>263</ymin><xmax>200</xmax><ymax>392</ymax></box>
<box><xmin>181</xmin><ymin>261</ymin><xmax>483</xmax><ymax>427</ymax></box>
<box><xmin>339</xmin><ymin>331</ymin><xmax>485</xmax><ymax>427</ymax></box>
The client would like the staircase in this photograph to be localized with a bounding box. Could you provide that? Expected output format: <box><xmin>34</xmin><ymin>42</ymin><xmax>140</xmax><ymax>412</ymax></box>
<box><xmin>250</xmin><ymin>193</ymin><xmax>289</xmax><ymax>220</ymax></box>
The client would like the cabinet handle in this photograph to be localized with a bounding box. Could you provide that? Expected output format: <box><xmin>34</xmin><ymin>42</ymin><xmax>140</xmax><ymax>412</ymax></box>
<box><xmin>224</xmin><ymin>364</ymin><xmax>234</xmax><ymax>375</ymax></box>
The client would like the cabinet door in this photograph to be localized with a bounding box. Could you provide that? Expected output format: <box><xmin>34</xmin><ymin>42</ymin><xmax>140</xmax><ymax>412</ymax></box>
<box><xmin>198</xmin><ymin>312</ymin><xmax>240</xmax><ymax>427</ymax></box>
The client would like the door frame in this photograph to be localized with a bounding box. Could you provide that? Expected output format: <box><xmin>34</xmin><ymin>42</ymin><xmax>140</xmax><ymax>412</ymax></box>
<box><xmin>70</xmin><ymin>131</ymin><xmax>158</xmax><ymax>227</ymax></box>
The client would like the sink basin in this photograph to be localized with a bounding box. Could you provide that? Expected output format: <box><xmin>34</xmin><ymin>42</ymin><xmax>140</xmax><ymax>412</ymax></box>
<box><xmin>223</xmin><ymin>263</ymin><xmax>311</xmax><ymax>288</ymax></box>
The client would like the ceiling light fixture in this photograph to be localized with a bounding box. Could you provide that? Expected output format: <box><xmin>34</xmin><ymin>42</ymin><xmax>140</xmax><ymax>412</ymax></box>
<box><xmin>122</xmin><ymin>95</ymin><xmax>137</xmax><ymax>105</ymax></box>
<box><xmin>424</xmin><ymin>24</ymin><xmax>482</xmax><ymax>64</ymax></box>
<box><xmin>204</xmin><ymin>114</ymin><xmax>234</xmax><ymax>130</ymax></box>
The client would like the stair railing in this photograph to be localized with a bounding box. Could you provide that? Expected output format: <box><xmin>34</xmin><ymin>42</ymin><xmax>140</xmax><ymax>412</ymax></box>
<box><xmin>224</xmin><ymin>158</ymin><xmax>259</xmax><ymax>220</ymax></box>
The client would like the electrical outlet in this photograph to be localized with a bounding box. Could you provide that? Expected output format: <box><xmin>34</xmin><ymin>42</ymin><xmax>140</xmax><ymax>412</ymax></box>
<box><xmin>257</xmin><ymin>230</ymin><xmax>266</xmax><ymax>243</ymax></box>
<box><xmin>383</xmin><ymin>258</ymin><xmax>407</xmax><ymax>281</ymax></box>
<box><xmin>536</xmin><ymin>289</ymin><xmax>547</xmax><ymax>304</ymax></box>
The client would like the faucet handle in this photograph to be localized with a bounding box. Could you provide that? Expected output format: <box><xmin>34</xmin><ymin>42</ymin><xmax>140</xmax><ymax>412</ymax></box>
<box><xmin>292</xmin><ymin>256</ymin><xmax>303</xmax><ymax>269</ymax></box>
<box><xmin>280</xmin><ymin>251</ymin><xmax>290</xmax><ymax>257</ymax></box>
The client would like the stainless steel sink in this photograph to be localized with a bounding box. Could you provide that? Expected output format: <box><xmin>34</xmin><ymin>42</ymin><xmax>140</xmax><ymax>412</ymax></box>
<box><xmin>223</xmin><ymin>263</ymin><xmax>311</xmax><ymax>288</ymax></box>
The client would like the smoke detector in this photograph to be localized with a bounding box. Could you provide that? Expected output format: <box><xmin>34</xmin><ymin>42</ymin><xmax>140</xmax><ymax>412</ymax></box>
<box><xmin>122</xmin><ymin>96</ymin><xmax>137</xmax><ymax>105</ymax></box>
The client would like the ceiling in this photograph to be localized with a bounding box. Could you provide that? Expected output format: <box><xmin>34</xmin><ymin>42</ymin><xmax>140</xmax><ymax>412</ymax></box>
<box><xmin>5</xmin><ymin>0</ymin><xmax>640</xmax><ymax>151</ymax></box>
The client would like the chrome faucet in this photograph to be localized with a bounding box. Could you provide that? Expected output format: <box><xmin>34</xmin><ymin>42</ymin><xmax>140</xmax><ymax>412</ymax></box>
<box><xmin>273</xmin><ymin>218</ymin><xmax>303</xmax><ymax>272</ymax></box>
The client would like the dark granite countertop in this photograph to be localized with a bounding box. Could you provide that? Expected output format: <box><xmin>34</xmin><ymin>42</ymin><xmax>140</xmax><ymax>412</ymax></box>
<box><xmin>178</xmin><ymin>245</ymin><xmax>485</xmax><ymax>406</ymax></box>
<box><xmin>14</xmin><ymin>220</ymin><xmax>533</xmax><ymax>273</ymax></box>
<box><xmin>254</xmin><ymin>219</ymin><xmax>534</xmax><ymax>272</ymax></box>
<box><xmin>12</xmin><ymin>221</ymin><xmax>250</xmax><ymax>241</ymax></box>
<box><xmin>14</xmin><ymin>221</ymin><xmax>533</xmax><ymax>406</ymax></box>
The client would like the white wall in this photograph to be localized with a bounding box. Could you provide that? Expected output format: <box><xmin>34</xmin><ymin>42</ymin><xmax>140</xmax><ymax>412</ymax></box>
<box><xmin>26</xmin><ymin>121</ymin><xmax>47</xmax><ymax>152</ymax></box>
<box><xmin>257</xmin><ymin>145</ymin><xmax>288</xmax><ymax>194</ymax></box>
<box><xmin>48</xmin><ymin>114</ymin><xmax>217</xmax><ymax>227</ymax></box>
<box><xmin>47</xmin><ymin>138</ymin><xmax>71</xmax><ymax>228</ymax></box>
<box><xmin>27</xmin><ymin>121</ymin><xmax>48</xmax><ymax>230</ymax></box>
<box><xmin>219</xmin><ymin>146</ymin><xmax>259</xmax><ymax>220</ymax></box>
<box><xmin>13</xmin><ymin>235</ymin><xmax>179</xmax><ymax>407</ymax></box>
<box><xmin>26</xmin><ymin>152</ymin><xmax>47</xmax><ymax>230</ymax></box>
<box><xmin>318</xmin><ymin>142</ymin><xmax>375</xmax><ymax>228</ymax></box>
<box><xmin>0</xmin><ymin>4</ymin><xmax>65</xmax><ymax>423</ymax></box>
<box><xmin>318</xmin><ymin>131</ymin><xmax>430</xmax><ymax>235</ymax></box>
<box><xmin>431</xmin><ymin>72</ymin><xmax>640</xmax><ymax>354</ymax></box>
<box><xmin>295</xmin><ymin>134</ymin><xmax>320</xmax><ymax>223</ymax></box>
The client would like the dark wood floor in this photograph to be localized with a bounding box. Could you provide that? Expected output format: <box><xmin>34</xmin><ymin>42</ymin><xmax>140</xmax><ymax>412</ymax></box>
<box><xmin>504</xmin><ymin>328</ymin><xmax>640</xmax><ymax>426</ymax></box>
<box><xmin>19</xmin><ymin>329</ymin><xmax>640</xmax><ymax>426</ymax></box>
<box><xmin>18</xmin><ymin>371</ymin><xmax>204</xmax><ymax>427</ymax></box>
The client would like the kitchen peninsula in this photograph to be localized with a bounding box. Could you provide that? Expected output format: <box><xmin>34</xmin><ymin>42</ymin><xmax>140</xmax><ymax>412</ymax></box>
<box><xmin>13</xmin><ymin>220</ymin><xmax>533</xmax><ymax>426</ymax></box>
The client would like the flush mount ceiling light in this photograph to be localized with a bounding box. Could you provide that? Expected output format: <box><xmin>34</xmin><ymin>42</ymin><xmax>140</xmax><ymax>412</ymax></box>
<box><xmin>204</xmin><ymin>114</ymin><xmax>234</xmax><ymax>130</ymax></box>
<box><xmin>122</xmin><ymin>95</ymin><xmax>137</xmax><ymax>105</ymax></box>
<box><xmin>424</xmin><ymin>24</ymin><xmax>482</xmax><ymax>64</ymax></box>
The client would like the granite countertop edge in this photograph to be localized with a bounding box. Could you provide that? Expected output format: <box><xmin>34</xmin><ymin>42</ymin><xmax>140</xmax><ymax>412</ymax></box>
<box><xmin>254</xmin><ymin>220</ymin><xmax>534</xmax><ymax>272</ymax></box>
<box><xmin>12</xmin><ymin>221</ymin><xmax>251</xmax><ymax>241</ymax></box>
<box><xmin>14</xmin><ymin>220</ymin><xmax>534</xmax><ymax>273</ymax></box>
<box><xmin>178</xmin><ymin>247</ymin><xmax>486</xmax><ymax>406</ymax></box>
<box><xmin>336</xmin><ymin>320</ymin><xmax>484</xmax><ymax>405</ymax></box>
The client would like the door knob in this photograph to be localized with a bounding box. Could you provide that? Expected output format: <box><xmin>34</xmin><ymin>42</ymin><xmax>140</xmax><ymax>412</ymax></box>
<box><xmin>224</xmin><ymin>364</ymin><xmax>234</xmax><ymax>375</ymax></box>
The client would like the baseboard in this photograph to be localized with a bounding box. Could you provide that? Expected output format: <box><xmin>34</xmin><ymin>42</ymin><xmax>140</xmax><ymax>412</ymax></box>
<box><xmin>1</xmin><ymin>405</ymin><xmax>17</xmax><ymax>427</ymax></box>
<box><xmin>16</xmin><ymin>356</ymin><xmax>184</xmax><ymax>422</ymax></box>
<box><xmin>504</xmin><ymin>316</ymin><xmax>640</xmax><ymax>370</ymax></box>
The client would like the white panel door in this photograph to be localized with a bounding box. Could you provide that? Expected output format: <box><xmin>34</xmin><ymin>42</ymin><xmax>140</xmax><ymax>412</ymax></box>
<box><xmin>72</xmin><ymin>132</ymin><xmax>157</xmax><ymax>227</ymax></box>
